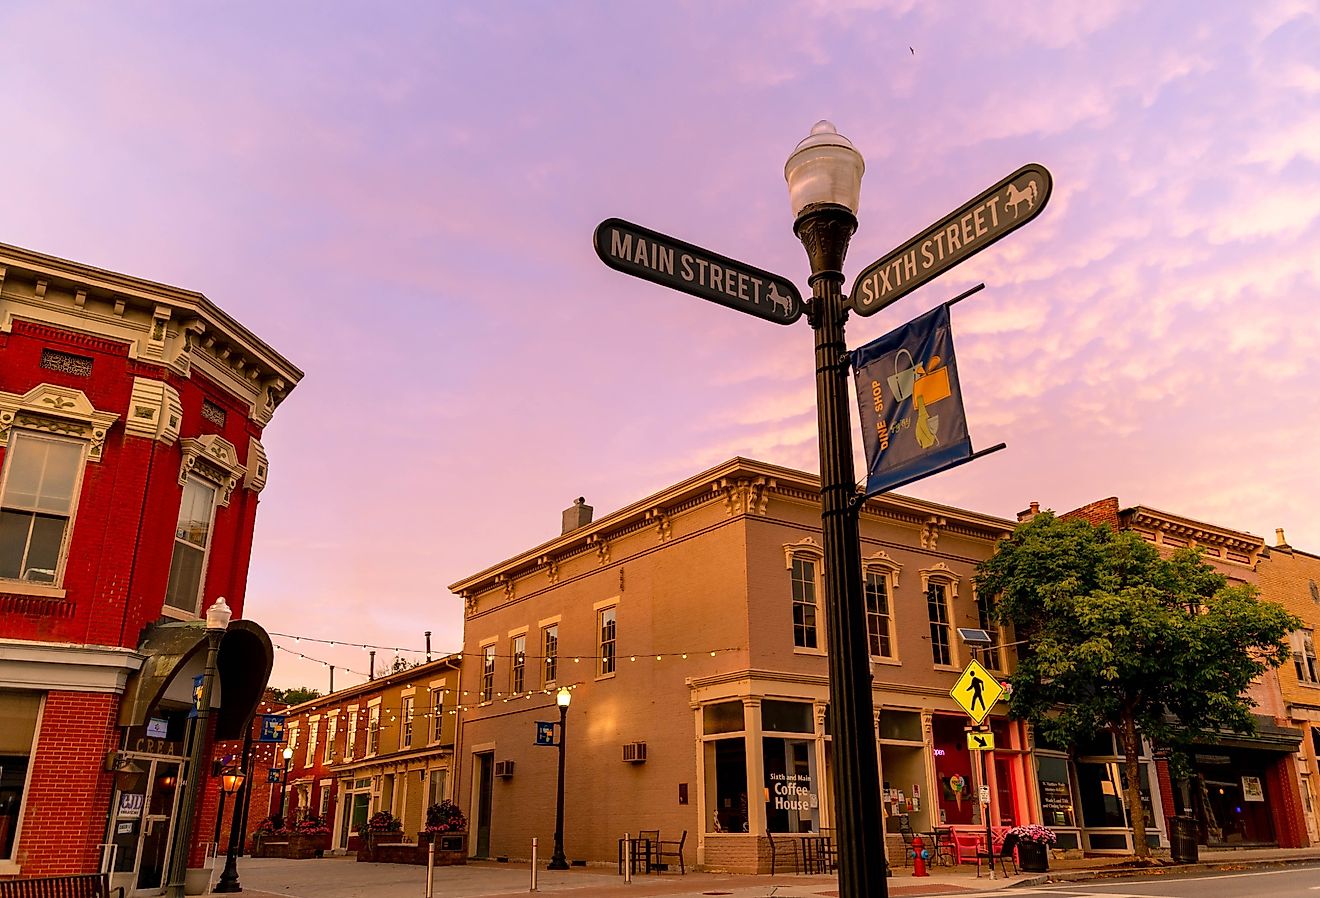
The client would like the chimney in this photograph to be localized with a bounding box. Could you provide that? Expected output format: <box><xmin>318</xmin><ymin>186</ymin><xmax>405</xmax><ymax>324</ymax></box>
<box><xmin>562</xmin><ymin>497</ymin><xmax>593</xmax><ymax>534</ymax></box>
<box><xmin>1276</xmin><ymin>528</ymin><xmax>1291</xmax><ymax>549</ymax></box>
<box><xmin>1017</xmin><ymin>501</ymin><xmax>1041</xmax><ymax>523</ymax></box>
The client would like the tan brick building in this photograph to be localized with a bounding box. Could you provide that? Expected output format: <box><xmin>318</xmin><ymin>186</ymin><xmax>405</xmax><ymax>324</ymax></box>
<box><xmin>449</xmin><ymin>457</ymin><xmax>1035</xmax><ymax>872</ymax></box>
<box><xmin>1257</xmin><ymin>530</ymin><xmax>1320</xmax><ymax>843</ymax></box>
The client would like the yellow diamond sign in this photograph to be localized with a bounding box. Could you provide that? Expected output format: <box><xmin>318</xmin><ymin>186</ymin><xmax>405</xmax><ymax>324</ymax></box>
<box><xmin>950</xmin><ymin>658</ymin><xmax>1003</xmax><ymax>725</ymax></box>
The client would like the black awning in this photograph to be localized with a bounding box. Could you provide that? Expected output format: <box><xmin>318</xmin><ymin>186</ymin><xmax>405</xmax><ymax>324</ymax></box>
<box><xmin>118</xmin><ymin>618</ymin><xmax>273</xmax><ymax>740</ymax></box>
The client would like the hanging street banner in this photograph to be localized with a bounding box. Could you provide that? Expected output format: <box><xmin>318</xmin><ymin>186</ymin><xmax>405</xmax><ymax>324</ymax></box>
<box><xmin>950</xmin><ymin>658</ymin><xmax>1005</xmax><ymax>726</ymax></box>
<box><xmin>535</xmin><ymin>721</ymin><xmax>557</xmax><ymax>746</ymax></box>
<box><xmin>850</xmin><ymin>163</ymin><xmax>1053</xmax><ymax>317</ymax></box>
<box><xmin>851</xmin><ymin>304</ymin><xmax>973</xmax><ymax>497</ymax></box>
<box><xmin>258</xmin><ymin>714</ymin><xmax>287</xmax><ymax>743</ymax></box>
<box><xmin>594</xmin><ymin>218</ymin><xmax>804</xmax><ymax>325</ymax></box>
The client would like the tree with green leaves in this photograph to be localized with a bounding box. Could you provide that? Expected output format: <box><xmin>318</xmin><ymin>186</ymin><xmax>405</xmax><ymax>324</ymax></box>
<box><xmin>975</xmin><ymin>512</ymin><xmax>1298</xmax><ymax>857</ymax></box>
<box><xmin>272</xmin><ymin>686</ymin><xmax>322</xmax><ymax>705</ymax></box>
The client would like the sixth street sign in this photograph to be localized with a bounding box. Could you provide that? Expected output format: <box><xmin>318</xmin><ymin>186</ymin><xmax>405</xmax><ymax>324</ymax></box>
<box><xmin>594</xmin><ymin>218</ymin><xmax>803</xmax><ymax>325</ymax></box>
<box><xmin>851</xmin><ymin>163</ymin><xmax>1053</xmax><ymax>316</ymax></box>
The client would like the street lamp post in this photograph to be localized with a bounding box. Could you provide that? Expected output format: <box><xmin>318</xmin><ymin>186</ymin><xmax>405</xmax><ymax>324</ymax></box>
<box><xmin>212</xmin><ymin>765</ymin><xmax>246</xmax><ymax>892</ymax></box>
<box><xmin>215</xmin><ymin>716</ymin><xmax>256</xmax><ymax>893</ymax></box>
<box><xmin>276</xmin><ymin>747</ymin><xmax>294</xmax><ymax>825</ymax></box>
<box><xmin>164</xmin><ymin>597</ymin><xmax>232</xmax><ymax>898</ymax></box>
<box><xmin>547</xmin><ymin>687</ymin><xmax>572</xmax><ymax>870</ymax></box>
<box><xmin>785</xmin><ymin>122</ymin><xmax>887</xmax><ymax>898</ymax></box>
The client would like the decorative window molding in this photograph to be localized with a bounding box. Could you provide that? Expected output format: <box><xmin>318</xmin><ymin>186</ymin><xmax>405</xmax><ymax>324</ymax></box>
<box><xmin>862</xmin><ymin>549</ymin><xmax>902</xmax><ymax>586</ymax></box>
<box><xmin>125</xmin><ymin>378</ymin><xmax>182</xmax><ymax>445</ymax></box>
<box><xmin>178</xmin><ymin>433</ymin><xmax>245</xmax><ymax>507</ymax></box>
<box><xmin>0</xmin><ymin>384</ymin><xmax>118</xmax><ymax>462</ymax></box>
<box><xmin>244</xmin><ymin>437</ymin><xmax>268</xmax><ymax>493</ymax></box>
<box><xmin>783</xmin><ymin>536</ymin><xmax>824</xmax><ymax>570</ymax></box>
<box><xmin>918</xmin><ymin>561</ymin><xmax>960</xmax><ymax>599</ymax></box>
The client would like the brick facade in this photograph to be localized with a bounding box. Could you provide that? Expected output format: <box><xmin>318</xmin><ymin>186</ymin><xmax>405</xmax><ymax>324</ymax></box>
<box><xmin>0</xmin><ymin>242</ymin><xmax>301</xmax><ymax>880</ymax></box>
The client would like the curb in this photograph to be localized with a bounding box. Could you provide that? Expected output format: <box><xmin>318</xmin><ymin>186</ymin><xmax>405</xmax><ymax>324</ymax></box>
<box><xmin>1006</xmin><ymin>853</ymin><xmax>1320</xmax><ymax>888</ymax></box>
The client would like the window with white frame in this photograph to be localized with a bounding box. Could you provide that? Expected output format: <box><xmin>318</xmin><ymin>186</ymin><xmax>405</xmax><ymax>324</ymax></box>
<box><xmin>344</xmin><ymin>709</ymin><xmax>358</xmax><ymax>761</ymax></box>
<box><xmin>791</xmin><ymin>557</ymin><xmax>819</xmax><ymax>649</ymax></box>
<box><xmin>305</xmin><ymin>718</ymin><xmax>319</xmax><ymax>766</ymax></box>
<box><xmin>324</xmin><ymin>715</ymin><xmax>338</xmax><ymax>764</ymax></box>
<box><xmin>864</xmin><ymin>568</ymin><xmax>895</xmax><ymax>658</ymax></box>
<box><xmin>401</xmin><ymin>696</ymin><xmax>414</xmax><ymax>748</ymax></box>
<box><xmin>480</xmin><ymin>645</ymin><xmax>496</xmax><ymax>703</ymax></box>
<box><xmin>427</xmin><ymin>768</ymin><xmax>447</xmax><ymax>807</ymax></box>
<box><xmin>511</xmin><ymin>634</ymin><xmax>526</xmax><ymax>694</ymax></box>
<box><xmin>0</xmin><ymin>431</ymin><xmax>85</xmax><ymax>585</ymax></box>
<box><xmin>542</xmin><ymin>624</ymin><xmax>559</xmax><ymax>686</ymax></box>
<box><xmin>1293</xmin><ymin>630</ymin><xmax>1319</xmax><ymax>685</ymax></box>
<box><xmin>431</xmin><ymin>690</ymin><xmax>444</xmax><ymax>742</ymax></box>
<box><xmin>598</xmin><ymin>606</ymin><xmax>617</xmax><ymax>676</ymax></box>
<box><xmin>927</xmin><ymin>580</ymin><xmax>953</xmax><ymax>666</ymax></box>
<box><xmin>367</xmin><ymin>706</ymin><xmax>380</xmax><ymax>756</ymax></box>
<box><xmin>164</xmin><ymin>477</ymin><xmax>218</xmax><ymax>613</ymax></box>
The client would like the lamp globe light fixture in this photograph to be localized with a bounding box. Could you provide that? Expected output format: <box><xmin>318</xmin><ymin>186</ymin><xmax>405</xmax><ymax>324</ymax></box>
<box><xmin>548</xmin><ymin>686</ymin><xmax>573</xmax><ymax>870</ymax></box>
<box><xmin>785</xmin><ymin>121</ymin><xmax>889</xmax><ymax>898</ymax></box>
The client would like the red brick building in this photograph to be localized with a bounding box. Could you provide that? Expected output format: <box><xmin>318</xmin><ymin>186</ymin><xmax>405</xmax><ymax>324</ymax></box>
<box><xmin>0</xmin><ymin>242</ymin><xmax>301</xmax><ymax>891</ymax></box>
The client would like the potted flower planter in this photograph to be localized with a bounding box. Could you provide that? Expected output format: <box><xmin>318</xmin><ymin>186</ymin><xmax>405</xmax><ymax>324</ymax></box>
<box><xmin>1016</xmin><ymin>839</ymin><xmax>1049</xmax><ymax>873</ymax></box>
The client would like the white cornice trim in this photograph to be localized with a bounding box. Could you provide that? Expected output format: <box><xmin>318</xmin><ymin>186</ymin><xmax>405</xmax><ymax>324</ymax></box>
<box><xmin>0</xmin><ymin>639</ymin><xmax>146</xmax><ymax>693</ymax></box>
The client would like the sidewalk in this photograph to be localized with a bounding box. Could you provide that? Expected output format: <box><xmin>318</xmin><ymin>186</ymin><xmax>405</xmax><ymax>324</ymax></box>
<box><xmin>228</xmin><ymin>846</ymin><xmax>1320</xmax><ymax>898</ymax></box>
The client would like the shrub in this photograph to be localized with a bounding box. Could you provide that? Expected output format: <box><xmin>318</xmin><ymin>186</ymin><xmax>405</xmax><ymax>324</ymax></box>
<box><xmin>424</xmin><ymin>800</ymin><xmax>468</xmax><ymax>833</ymax></box>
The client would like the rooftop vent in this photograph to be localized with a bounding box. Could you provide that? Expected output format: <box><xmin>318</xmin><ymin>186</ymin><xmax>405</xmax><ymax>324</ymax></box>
<box><xmin>562</xmin><ymin>497</ymin><xmax>593</xmax><ymax>534</ymax></box>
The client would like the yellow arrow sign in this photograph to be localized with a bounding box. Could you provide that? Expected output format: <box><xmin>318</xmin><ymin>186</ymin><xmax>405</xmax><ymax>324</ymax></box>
<box><xmin>950</xmin><ymin>658</ymin><xmax>1004</xmax><ymax>725</ymax></box>
<box><xmin>967</xmin><ymin>731</ymin><xmax>995</xmax><ymax>752</ymax></box>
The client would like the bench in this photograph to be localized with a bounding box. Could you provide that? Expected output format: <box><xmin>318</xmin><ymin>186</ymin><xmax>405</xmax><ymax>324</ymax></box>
<box><xmin>0</xmin><ymin>873</ymin><xmax>124</xmax><ymax>898</ymax></box>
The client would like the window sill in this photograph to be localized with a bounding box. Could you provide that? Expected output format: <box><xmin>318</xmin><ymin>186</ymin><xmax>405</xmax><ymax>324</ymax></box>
<box><xmin>0</xmin><ymin>860</ymin><xmax>19</xmax><ymax>876</ymax></box>
<box><xmin>870</xmin><ymin>656</ymin><xmax>902</xmax><ymax>667</ymax></box>
<box><xmin>793</xmin><ymin>647</ymin><xmax>827</xmax><ymax>657</ymax></box>
<box><xmin>0</xmin><ymin>580</ymin><xmax>66</xmax><ymax>599</ymax></box>
<box><xmin>595</xmin><ymin>672</ymin><xmax>617</xmax><ymax>682</ymax></box>
<box><xmin>160</xmin><ymin>604</ymin><xmax>200</xmax><ymax>621</ymax></box>
<box><xmin>933</xmin><ymin>664</ymin><xmax>961</xmax><ymax>673</ymax></box>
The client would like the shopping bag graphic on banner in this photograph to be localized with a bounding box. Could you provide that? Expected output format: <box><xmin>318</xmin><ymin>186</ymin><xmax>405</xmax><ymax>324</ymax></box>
<box><xmin>851</xmin><ymin>304</ymin><xmax>973</xmax><ymax>497</ymax></box>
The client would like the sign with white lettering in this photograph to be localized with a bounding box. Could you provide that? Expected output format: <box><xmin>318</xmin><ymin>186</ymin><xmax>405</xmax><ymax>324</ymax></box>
<box><xmin>766</xmin><ymin>770</ymin><xmax>818</xmax><ymax>812</ymax></box>
<box><xmin>594</xmin><ymin>218</ymin><xmax>803</xmax><ymax>325</ymax></box>
<box><xmin>850</xmin><ymin>164</ymin><xmax>1053</xmax><ymax>316</ymax></box>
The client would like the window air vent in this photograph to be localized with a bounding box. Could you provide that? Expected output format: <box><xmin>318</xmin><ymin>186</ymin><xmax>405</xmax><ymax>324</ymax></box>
<box><xmin>494</xmin><ymin>760</ymin><xmax>515</xmax><ymax>778</ymax></box>
<box><xmin>622</xmin><ymin>741</ymin><xmax>647</xmax><ymax>763</ymax></box>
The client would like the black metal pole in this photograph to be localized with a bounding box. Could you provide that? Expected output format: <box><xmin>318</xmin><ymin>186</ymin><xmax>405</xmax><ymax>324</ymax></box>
<box><xmin>213</xmin><ymin>788</ymin><xmax>228</xmax><ymax>845</ymax></box>
<box><xmin>277</xmin><ymin>752</ymin><xmax>291</xmax><ymax>824</ymax></box>
<box><xmin>548</xmin><ymin>702</ymin><xmax>569</xmax><ymax>869</ymax></box>
<box><xmin>236</xmin><ymin>739</ymin><xmax>256</xmax><ymax>856</ymax></box>
<box><xmin>216</xmin><ymin>722</ymin><xmax>256</xmax><ymax>892</ymax></box>
<box><xmin>165</xmin><ymin>628</ymin><xmax>223</xmax><ymax>898</ymax></box>
<box><xmin>795</xmin><ymin>202</ymin><xmax>887</xmax><ymax>898</ymax></box>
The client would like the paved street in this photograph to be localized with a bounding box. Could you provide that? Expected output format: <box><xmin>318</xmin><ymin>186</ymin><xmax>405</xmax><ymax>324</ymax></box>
<box><xmin>994</xmin><ymin>863</ymin><xmax>1320</xmax><ymax>898</ymax></box>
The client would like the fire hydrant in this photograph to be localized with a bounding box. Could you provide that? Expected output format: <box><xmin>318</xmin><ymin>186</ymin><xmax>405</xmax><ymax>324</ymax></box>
<box><xmin>912</xmin><ymin>837</ymin><xmax>929</xmax><ymax>877</ymax></box>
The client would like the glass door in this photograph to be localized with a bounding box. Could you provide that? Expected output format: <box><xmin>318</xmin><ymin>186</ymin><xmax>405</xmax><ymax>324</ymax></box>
<box><xmin>109</xmin><ymin>759</ymin><xmax>181</xmax><ymax>897</ymax></box>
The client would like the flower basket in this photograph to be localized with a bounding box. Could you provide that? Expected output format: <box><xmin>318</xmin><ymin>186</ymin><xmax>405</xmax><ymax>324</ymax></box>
<box><xmin>1006</xmin><ymin>824</ymin><xmax>1055</xmax><ymax>873</ymax></box>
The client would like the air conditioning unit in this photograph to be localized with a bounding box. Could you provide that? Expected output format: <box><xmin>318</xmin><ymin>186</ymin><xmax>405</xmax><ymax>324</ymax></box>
<box><xmin>622</xmin><ymin>741</ymin><xmax>647</xmax><ymax>763</ymax></box>
<box><xmin>494</xmin><ymin>760</ymin><xmax>515</xmax><ymax>778</ymax></box>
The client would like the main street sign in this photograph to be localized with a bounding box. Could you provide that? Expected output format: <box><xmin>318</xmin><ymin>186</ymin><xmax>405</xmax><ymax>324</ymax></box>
<box><xmin>950</xmin><ymin>658</ymin><xmax>1004</xmax><ymax>726</ymax></box>
<box><xmin>850</xmin><ymin>163</ymin><xmax>1053</xmax><ymax>316</ymax></box>
<box><xmin>594</xmin><ymin>218</ymin><xmax>804</xmax><ymax>325</ymax></box>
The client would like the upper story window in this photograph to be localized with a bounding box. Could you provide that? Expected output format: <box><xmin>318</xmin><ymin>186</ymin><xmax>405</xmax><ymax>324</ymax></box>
<box><xmin>921</xmin><ymin>564</ymin><xmax>960</xmax><ymax>667</ymax></box>
<box><xmin>305</xmin><ymin>719</ymin><xmax>319</xmax><ymax>766</ymax></box>
<box><xmin>0</xmin><ymin>431</ymin><xmax>85</xmax><ymax>586</ymax></box>
<box><xmin>430</xmin><ymin>690</ymin><xmax>444</xmax><ymax>742</ymax></box>
<box><xmin>366</xmin><ymin>705</ymin><xmax>380</xmax><ymax>756</ymax></box>
<box><xmin>164</xmin><ymin>477</ymin><xmax>218</xmax><ymax>614</ymax></box>
<box><xmin>401</xmin><ymin>696</ymin><xmax>414</xmax><ymax>748</ymax></box>
<box><xmin>927</xmin><ymin>582</ymin><xmax>952</xmax><ymax>666</ymax></box>
<box><xmin>542</xmin><ymin>624</ymin><xmax>559</xmax><ymax>687</ymax></box>
<box><xmin>324</xmin><ymin>716</ymin><xmax>338</xmax><ymax>764</ymax></box>
<box><xmin>480</xmin><ymin>644</ymin><xmax>496</xmax><ymax>703</ymax></box>
<box><xmin>1293</xmin><ymin>630</ymin><xmax>1318</xmax><ymax>685</ymax></box>
<box><xmin>598</xmin><ymin>606</ymin><xmax>617</xmax><ymax>676</ymax></box>
<box><xmin>862</xmin><ymin>552</ymin><xmax>900</xmax><ymax>660</ymax></box>
<box><xmin>345</xmin><ymin>709</ymin><xmax>358</xmax><ymax>761</ymax></box>
<box><xmin>511</xmin><ymin>634</ymin><xmax>526</xmax><ymax>694</ymax></box>
<box><xmin>785</xmin><ymin>538</ymin><xmax>824</xmax><ymax>651</ymax></box>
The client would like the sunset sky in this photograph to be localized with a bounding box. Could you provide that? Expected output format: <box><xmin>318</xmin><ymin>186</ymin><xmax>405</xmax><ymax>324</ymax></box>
<box><xmin>3</xmin><ymin>2</ymin><xmax>1317</xmax><ymax>689</ymax></box>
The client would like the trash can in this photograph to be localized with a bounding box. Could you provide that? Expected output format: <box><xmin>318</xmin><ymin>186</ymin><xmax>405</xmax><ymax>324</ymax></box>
<box><xmin>1170</xmin><ymin>815</ymin><xmax>1199</xmax><ymax>864</ymax></box>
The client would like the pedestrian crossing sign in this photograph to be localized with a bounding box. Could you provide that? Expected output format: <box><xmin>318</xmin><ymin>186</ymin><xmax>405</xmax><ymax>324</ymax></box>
<box><xmin>950</xmin><ymin>658</ymin><xmax>1003</xmax><ymax>725</ymax></box>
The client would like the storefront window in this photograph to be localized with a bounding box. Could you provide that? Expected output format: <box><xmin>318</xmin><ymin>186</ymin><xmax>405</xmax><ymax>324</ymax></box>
<box><xmin>1077</xmin><ymin>762</ymin><xmax>1127</xmax><ymax>829</ymax></box>
<box><xmin>1036</xmin><ymin>754</ymin><xmax>1076</xmax><ymax>828</ymax></box>
<box><xmin>703</xmin><ymin>701</ymin><xmax>744</xmax><ymax>735</ymax></box>
<box><xmin>704</xmin><ymin>738</ymin><xmax>748</xmax><ymax>833</ymax></box>
<box><xmin>762</xmin><ymin>700</ymin><xmax>812</xmax><ymax>734</ymax></box>
<box><xmin>932</xmin><ymin>715</ymin><xmax>975</xmax><ymax>826</ymax></box>
<box><xmin>0</xmin><ymin>690</ymin><xmax>41</xmax><ymax>860</ymax></box>
<box><xmin>764</xmin><ymin>737</ymin><xmax>819</xmax><ymax>832</ymax></box>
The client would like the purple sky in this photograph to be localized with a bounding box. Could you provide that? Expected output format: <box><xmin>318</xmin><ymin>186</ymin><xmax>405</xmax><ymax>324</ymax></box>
<box><xmin>4</xmin><ymin>2</ymin><xmax>1318</xmax><ymax>690</ymax></box>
